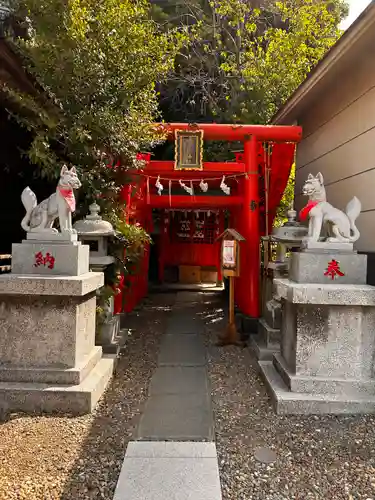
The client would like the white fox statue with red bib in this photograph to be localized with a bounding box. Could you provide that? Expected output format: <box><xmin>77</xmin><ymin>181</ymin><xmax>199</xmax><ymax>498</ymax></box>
<box><xmin>299</xmin><ymin>172</ymin><xmax>361</xmax><ymax>244</ymax></box>
<box><xmin>21</xmin><ymin>165</ymin><xmax>81</xmax><ymax>235</ymax></box>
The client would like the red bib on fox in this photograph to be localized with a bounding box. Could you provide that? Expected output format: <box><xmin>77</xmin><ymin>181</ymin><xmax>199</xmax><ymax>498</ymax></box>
<box><xmin>299</xmin><ymin>200</ymin><xmax>319</xmax><ymax>222</ymax></box>
<box><xmin>58</xmin><ymin>187</ymin><xmax>76</xmax><ymax>212</ymax></box>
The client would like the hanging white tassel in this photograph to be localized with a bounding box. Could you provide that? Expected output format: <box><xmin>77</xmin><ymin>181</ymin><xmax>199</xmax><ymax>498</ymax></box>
<box><xmin>155</xmin><ymin>176</ymin><xmax>163</xmax><ymax>195</ymax></box>
<box><xmin>179</xmin><ymin>180</ymin><xmax>194</xmax><ymax>196</ymax></box>
<box><xmin>199</xmin><ymin>179</ymin><xmax>208</xmax><ymax>192</ymax></box>
<box><xmin>220</xmin><ymin>176</ymin><xmax>230</xmax><ymax>195</ymax></box>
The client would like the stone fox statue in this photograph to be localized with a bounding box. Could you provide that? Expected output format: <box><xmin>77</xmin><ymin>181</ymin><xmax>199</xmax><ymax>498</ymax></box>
<box><xmin>21</xmin><ymin>165</ymin><xmax>81</xmax><ymax>234</ymax></box>
<box><xmin>300</xmin><ymin>172</ymin><xmax>361</xmax><ymax>243</ymax></box>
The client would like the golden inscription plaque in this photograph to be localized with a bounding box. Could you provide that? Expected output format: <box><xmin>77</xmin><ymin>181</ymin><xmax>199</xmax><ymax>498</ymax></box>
<box><xmin>174</xmin><ymin>130</ymin><xmax>204</xmax><ymax>170</ymax></box>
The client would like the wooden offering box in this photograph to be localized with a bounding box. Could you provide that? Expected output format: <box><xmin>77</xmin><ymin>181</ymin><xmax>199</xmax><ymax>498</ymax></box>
<box><xmin>179</xmin><ymin>265</ymin><xmax>201</xmax><ymax>284</ymax></box>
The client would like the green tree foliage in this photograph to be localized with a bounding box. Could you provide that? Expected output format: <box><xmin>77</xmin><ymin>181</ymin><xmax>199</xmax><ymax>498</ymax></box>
<box><xmin>6</xmin><ymin>0</ymin><xmax>184</xmax><ymax>218</ymax></box>
<box><xmin>152</xmin><ymin>0</ymin><xmax>347</xmax><ymax>223</ymax></box>
<box><xmin>153</xmin><ymin>0</ymin><xmax>348</xmax><ymax>124</ymax></box>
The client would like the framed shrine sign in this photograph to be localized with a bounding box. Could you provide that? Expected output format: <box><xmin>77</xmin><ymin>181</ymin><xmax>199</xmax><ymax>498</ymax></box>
<box><xmin>223</xmin><ymin>240</ymin><xmax>236</xmax><ymax>268</ymax></box>
<box><xmin>216</xmin><ymin>228</ymin><xmax>245</xmax><ymax>277</ymax></box>
<box><xmin>174</xmin><ymin>130</ymin><xmax>204</xmax><ymax>170</ymax></box>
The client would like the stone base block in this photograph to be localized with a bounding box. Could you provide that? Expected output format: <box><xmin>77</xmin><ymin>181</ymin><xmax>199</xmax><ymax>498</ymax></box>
<box><xmin>26</xmin><ymin>232</ymin><xmax>78</xmax><ymax>243</ymax></box>
<box><xmin>289</xmin><ymin>251</ymin><xmax>367</xmax><ymax>284</ymax></box>
<box><xmin>0</xmin><ymin>356</ymin><xmax>115</xmax><ymax>415</ymax></box>
<box><xmin>0</xmin><ymin>273</ymin><xmax>104</xmax><ymax>371</ymax></box>
<box><xmin>300</xmin><ymin>240</ymin><xmax>354</xmax><ymax>253</ymax></box>
<box><xmin>237</xmin><ymin>314</ymin><xmax>258</xmax><ymax>336</ymax></box>
<box><xmin>273</xmin><ymin>353</ymin><xmax>375</xmax><ymax>396</ymax></box>
<box><xmin>258</xmin><ymin>318</ymin><xmax>280</xmax><ymax>345</ymax></box>
<box><xmin>275</xmin><ymin>279</ymin><xmax>375</xmax><ymax>305</ymax></box>
<box><xmin>250</xmin><ymin>318</ymin><xmax>280</xmax><ymax>361</ymax></box>
<box><xmin>0</xmin><ymin>293</ymin><xmax>97</xmax><ymax>368</ymax></box>
<box><xmin>301</xmin><ymin>241</ymin><xmax>354</xmax><ymax>253</ymax></box>
<box><xmin>279</xmin><ymin>298</ymin><xmax>375</xmax><ymax>380</ymax></box>
<box><xmin>0</xmin><ymin>272</ymin><xmax>103</xmax><ymax>296</ymax></box>
<box><xmin>0</xmin><ymin>347</ymin><xmax>102</xmax><ymax>385</ymax></box>
<box><xmin>12</xmin><ymin>240</ymin><xmax>89</xmax><ymax>276</ymax></box>
<box><xmin>259</xmin><ymin>361</ymin><xmax>375</xmax><ymax>415</ymax></box>
<box><xmin>250</xmin><ymin>336</ymin><xmax>279</xmax><ymax>361</ymax></box>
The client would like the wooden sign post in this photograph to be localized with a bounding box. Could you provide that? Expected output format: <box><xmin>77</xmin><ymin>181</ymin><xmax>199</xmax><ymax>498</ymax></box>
<box><xmin>216</xmin><ymin>229</ymin><xmax>245</xmax><ymax>347</ymax></box>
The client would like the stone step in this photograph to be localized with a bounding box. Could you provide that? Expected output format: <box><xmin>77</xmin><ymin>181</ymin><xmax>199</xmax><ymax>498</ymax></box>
<box><xmin>113</xmin><ymin>441</ymin><xmax>222</xmax><ymax>500</ymax></box>
<box><xmin>259</xmin><ymin>361</ymin><xmax>375</xmax><ymax>415</ymax></box>
<box><xmin>249</xmin><ymin>336</ymin><xmax>279</xmax><ymax>361</ymax></box>
<box><xmin>166</xmin><ymin>315</ymin><xmax>204</xmax><ymax>334</ymax></box>
<box><xmin>137</xmin><ymin>392</ymin><xmax>214</xmax><ymax>441</ymax></box>
<box><xmin>158</xmin><ymin>334</ymin><xmax>206</xmax><ymax>367</ymax></box>
<box><xmin>0</xmin><ymin>356</ymin><xmax>115</xmax><ymax>415</ymax></box>
<box><xmin>0</xmin><ymin>346</ymin><xmax>102</xmax><ymax>385</ymax></box>
<box><xmin>149</xmin><ymin>366</ymin><xmax>209</xmax><ymax>396</ymax></box>
<box><xmin>258</xmin><ymin>318</ymin><xmax>280</xmax><ymax>345</ymax></box>
<box><xmin>273</xmin><ymin>353</ymin><xmax>375</xmax><ymax>396</ymax></box>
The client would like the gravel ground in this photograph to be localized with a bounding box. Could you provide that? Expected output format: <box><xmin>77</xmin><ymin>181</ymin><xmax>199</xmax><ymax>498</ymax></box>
<box><xmin>3</xmin><ymin>291</ymin><xmax>375</xmax><ymax>500</ymax></box>
<box><xmin>203</xmin><ymin>295</ymin><xmax>375</xmax><ymax>500</ymax></box>
<box><xmin>0</xmin><ymin>293</ymin><xmax>174</xmax><ymax>500</ymax></box>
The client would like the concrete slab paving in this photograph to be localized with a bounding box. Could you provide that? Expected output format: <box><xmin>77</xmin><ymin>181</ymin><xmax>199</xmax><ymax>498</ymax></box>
<box><xmin>113</xmin><ymin>441</ymin><xmax>222</xmax><ymax>500</ymax></box>
<box><xmin>149</xmin><ymin>366</ymin><xmax>208</xmax><ymax>395</ymax></box>
<box><xmin>137</xmin><ymin>392</ymin><xmax>214</xmax><ymax>441</ymax></box>
<box><xmin>158</xmin><ymin>334</ymin><xmax>206</xmax><ymax>367</ymax></box>
<box><xmin>166</xmin><ymin>315</ymin><xmax>204</xmax><ymax>334</ymax></box>
<box><xmin>112</xmin><ymin>293</ymin><xmax>221</xmax><ymax>499</ymax></box>
<box><xmin>174</xmin><ymin>291</ymin><xmax>204</xmax><ymax>303</ymax></box>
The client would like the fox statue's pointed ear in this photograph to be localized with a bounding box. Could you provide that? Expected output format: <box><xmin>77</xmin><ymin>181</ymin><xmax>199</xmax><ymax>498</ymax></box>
<box><xmin>316</xmin><ymin>172</ymin><xmax>324</xmax><ymax>185</ymax></box>
<box><xmin>70</xmin><ymin>166</ymin><xmax>77</xmax><ymax>174</ymax></box>
<box><xmin>307</xmin><ymin>173</ymin><xmax>314</xmax><ymax>180</ymax></box>
<box><xmin>60</xmin><ymin>165</ymin><xmax>68</xmax><ymax>176</ymax></box>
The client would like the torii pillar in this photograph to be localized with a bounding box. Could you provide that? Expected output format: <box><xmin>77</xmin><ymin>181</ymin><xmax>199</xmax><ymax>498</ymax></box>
<box><xmin>236</xmin><ymin>135</ymin><xmax>260</xmax><ymax>332</ymax></box>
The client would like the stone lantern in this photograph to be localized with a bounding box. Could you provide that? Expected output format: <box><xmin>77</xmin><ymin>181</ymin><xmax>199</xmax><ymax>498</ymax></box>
<box><xmin>251</xmin><ymin>208</ymin><xmax>308</xmax><ymax>361</ymax></box>
<box><xmin>74</xmin><ymin>203</ymin><xmax>121</xmax><ymax>354</ymax></box>
<box><xmin>73</xmin><ymin>202</ymin><xmax>115</xmax><ymax>272</ymax></box>
<box><xmin>270</xmin><ymin>208</ymin><xmax>307</xmax><ymax>272</ymax></box>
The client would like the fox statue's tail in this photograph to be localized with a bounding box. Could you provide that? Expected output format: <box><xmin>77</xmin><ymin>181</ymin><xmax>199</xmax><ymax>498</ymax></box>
<box><xmin>345</xmin><ymin>196</ymin><xmax>361</xmax><ymax>243</ymax></box>
<box><xmin>21</xmin><ymin>187</ymin><xmax>37</xmax><ymax>232</ymax></box>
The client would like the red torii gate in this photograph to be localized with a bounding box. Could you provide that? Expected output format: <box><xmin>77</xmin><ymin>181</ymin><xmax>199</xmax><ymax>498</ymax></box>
<box><xmin>117</xmin><ymin>122</ymin><xmax>302</xmax><ymax>328</ymax></box>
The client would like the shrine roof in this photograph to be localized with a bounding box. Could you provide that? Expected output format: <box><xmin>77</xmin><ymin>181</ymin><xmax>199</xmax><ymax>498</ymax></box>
<box><xmin>154</xmin><ymin>122</ymin><xmax>301</xmax><ymax>142</ymax></box>
<box><xmin>216</xmin><ymin>228</ymin><xmax>245</xmax><ymax>242</ymax></box>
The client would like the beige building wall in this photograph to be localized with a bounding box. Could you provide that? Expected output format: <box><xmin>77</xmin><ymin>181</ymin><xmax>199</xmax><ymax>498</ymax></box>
<box><xmin>294</xmin><ymin>49</ymin><xmax>375</xmax><ymax>252</ymax></box>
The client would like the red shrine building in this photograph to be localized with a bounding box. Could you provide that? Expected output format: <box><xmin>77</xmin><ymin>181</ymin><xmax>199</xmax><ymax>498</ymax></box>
<box><xmin>116</xmin><ymin>122</ymin><xmax>302</xmax><ymax>330</ymax></box>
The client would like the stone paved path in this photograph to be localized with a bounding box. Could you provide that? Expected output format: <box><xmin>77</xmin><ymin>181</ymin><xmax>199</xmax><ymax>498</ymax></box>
<box><xmin>113</xmin><ymin>292</ymin><xmax>222</xmax><ymax>499</ymax></box>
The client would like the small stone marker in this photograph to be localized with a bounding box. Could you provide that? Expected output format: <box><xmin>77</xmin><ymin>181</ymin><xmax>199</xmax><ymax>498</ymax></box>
<box><xmin>254</xmin><ymin>447</ymin><xmax>277</xmax><ymax>464</ymax></box>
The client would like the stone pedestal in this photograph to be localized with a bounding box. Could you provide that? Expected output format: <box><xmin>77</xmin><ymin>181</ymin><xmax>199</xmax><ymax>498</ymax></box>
<box><xmin>0</xmin><ymin>238</ymin><xmax>114</xmax><ymax>415</ymax></box>
<box><xmin>12</xmin><ymin>235</ymin><xmax>89</xmax><ymax>276</ymax></box>
<box><xmin>259</xmin><ymin>250</ymin><xmax>375</xmax><ymax>415</ymax></box>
